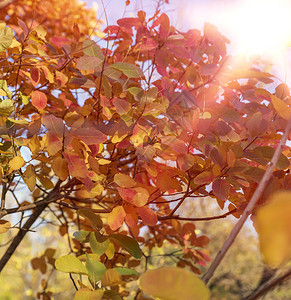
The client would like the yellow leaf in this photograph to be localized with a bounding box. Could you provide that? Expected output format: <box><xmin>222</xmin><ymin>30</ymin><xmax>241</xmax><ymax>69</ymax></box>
<box><xmin>52</xmin><ymin>156</ymin><xmax>69</xmax><ymax>181</ymax></box>
<box><xmin>9</xmin><ymin>155</ymin><xmax>25</xmax><ymax>170</ymax></box>
<box><xmin>101</xmin><ymin>269</ymin><xmax>122</xmax><ymax>287</ymax></box>
<box><xmin>23</xmin><ymin>164</ymin><xmax>36</xmax><ymax>192</ymax></box>
<box><xmin>74</xmin><ymin>289</ymin><xmax>104</xmax><ymax>300</ymax></box>
<box><xmin>139</xmin><ymin>267</ymin><xmax>210</xmax><ymax>300</ymax></box>
<box><xmin>105</xmin><ymin>243</ymin><xmax>115</xmax><ymax>259</ymax></box>
<box><xmin>114</xmin><ymin>173</ymin><xmax>136</xmax><ymax>188</ymax></box>
<box><xmin>271</xmin><ymin>95</ymin><xmax>290</xmax><ymax>120</ymax></box>
<box><xmin>0</xmin><ymin>220</ymin><xmax>11</xmax><ymax>234</ymax></box>
<box><xmin>97</xmin><ymin>158</ymin><xmax>111</xmax><ymax>165</ymax></box>
<box><xmin>256</xmin><ymin>191</ymin><xmax>291</xmax><ymax>267</ymax></box>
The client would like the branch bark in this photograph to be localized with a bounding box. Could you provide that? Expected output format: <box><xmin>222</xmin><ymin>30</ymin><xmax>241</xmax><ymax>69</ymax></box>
<box><xmin>0</xmin><ymin>203</ymin><xmax>47</xmax><ymax>273</ymax></box>
<box><xmin>244</xmin><ymin>267</ymin><xmax>291</xmax><ymax>300</ymax></box>
<box><xmin>203</xmin><ymin>116</ymin><xmax>291</xmax><ymax>284</ymax></box>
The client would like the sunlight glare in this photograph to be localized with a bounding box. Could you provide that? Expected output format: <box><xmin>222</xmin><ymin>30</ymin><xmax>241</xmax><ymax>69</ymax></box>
<box><xmin>224</xmin><ymin>0</ymin><xmax>291</xmax><ymax>58</ymax></box>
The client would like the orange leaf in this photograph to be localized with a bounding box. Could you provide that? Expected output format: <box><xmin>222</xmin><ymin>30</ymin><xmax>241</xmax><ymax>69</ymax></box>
<box><xmin>137</xmin><ymin>206</ymin><xmax>157</xmax><ymax>226</ymax></box>
<box><xmin>63</xmin><ymin>151</ymin><xmax>88</xmax><ymax>178</ymax></box>
<box><xmin>31</xmin><ymin>91</ymin><xmax>47</xmax><ymax>110</ymax></box>
<box><xmin>108</xmin><ymin>206</ymin><xmax>126</xmax><ymax>231</ymax></box>
<box><xmin>212</xmin><ymin>178</ymin><xmax>230</xmax><ymax>201</ymax></box>
<box><xmin>114</xmin><ymin>173</ymin><xmax>136</xmax><ymax>188</ymax></box>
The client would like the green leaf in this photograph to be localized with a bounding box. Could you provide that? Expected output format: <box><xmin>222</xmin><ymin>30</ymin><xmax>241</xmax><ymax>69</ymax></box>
<box><xmin>73</xmin><ymin>231</ymin><xmax>91</xmax><ymax>243</ymax></box>
<box><xmin>139</xmin><ymin>267</ymin><xmax>210</xmax><ymax>300</ymax></box>
<box><xmin>55</xmin><ymin>255</ymin><xmax>88</xmax><ymax>275</ymax></box>
<box><xmin>85</xmin><ymin>254</ymin><xmax>106</xmax><ymax>282</ymax></box>
<box><xmin>83</xmin><ymin>40</ymin><xmax>104</xmax><ymax>60</ymax></box>
<box><xmin>114</xmin><ymin>267</ymin><xmax>139</xmax><ymax>276</ymax></box>
<box><xmin>78</xmin><ymin>208</ymin><xmax>103</xmax><ymax>230</ymax></box>
<box><xmin>89</xmin><ymin>232</ymin><xmax>110</xmax><ymax>255</ymax></box>
<box><xmin>0</xmin><ymin>27</ymin><xmax>13</xmax><ymax>52</ymax></box>
<box><xmin>109</xmin><ymin>234</ymin><xmax>141</xmax><ymax>259</ymax></box>
<box><xmin>111</xmin><ymin>62</ymin><xmax>143</xmax><ymax>78</ymax></box>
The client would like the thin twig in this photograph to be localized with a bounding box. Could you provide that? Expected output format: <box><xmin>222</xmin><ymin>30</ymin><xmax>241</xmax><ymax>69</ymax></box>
<box><xmin>203</xmin><ymin>116</ymin><xmax>291</xmax><ymax>284</ymax></box>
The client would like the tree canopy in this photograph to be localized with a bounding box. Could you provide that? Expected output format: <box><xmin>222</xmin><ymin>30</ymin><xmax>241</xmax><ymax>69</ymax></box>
<box><xmin>0</xmin><ymin>0</ymin><xmax>290</xmax><ymax>299</ymax></box>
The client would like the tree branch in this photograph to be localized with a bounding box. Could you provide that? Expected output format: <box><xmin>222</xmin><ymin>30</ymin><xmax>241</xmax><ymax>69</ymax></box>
<box><xmin>202</xmin><ymin>116</ymin><xmax>291</xmax><ymax>284</ymax></box>
<box><xmin>158</xmin><ymin>208</ymin><xmax>237</xmax><ymax>222</ymax></box>
<box><xmin>243</xmin><ymin>267</ymin><xmax>291</xmax><ymax>300</ymax></box>
<box><xmin>0</xmin><ymin>203</ymin><xmax>47</xmax><ymax>273</ymax></box>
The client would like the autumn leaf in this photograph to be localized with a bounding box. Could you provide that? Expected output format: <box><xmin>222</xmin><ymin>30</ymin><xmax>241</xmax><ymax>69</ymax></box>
<box><xmin>55</xmin><ymin>255</ymin><xmax>88</xmax><ymax>275</ymax></box>
<box><xmin>108</xmin><ymin>206</ymin><xmax>126</xmax><ymax>231</ymax></box>
<box><xmin>212</xmin><ymin>178</ymin><xmax>230</xmax><ymax>201</ymax></box>
<box><xmin>0</xmin><ymin>26</ymin><xmax>13</xmax><ymax>52</ymax></box>
<box><xmin>111</xmin><ymin>62</ymin><xmax>143</xmax><ymax>78</ymax></box>
<box><xmin>139</xmin><ymin>267</ymin><xmax>210</xmax><ymax>300</ymax></box>
<box><xmin>271</xmin><ymin>95</ymin><xmax>290</xmax><ymax>120</ymax></box>
<box><xmin>31</xmin><ymin>91</ymin><xmax>47</xmax><ymax>110</ymax></box>
<box><xmin>256</xmin><ymin>191</ymin><xmax>291</xmax><ymax>267</ymax></box>
<box><xmin>0</xmin><ymin>220</ymin><xmax>11</xmax><ymax>234</ymax></box>
<box><xmin>137</xmin><ymin>206</ymin><xmax>158</xmax><ymax>226</ymax></box>
<box><xmin>114</xmin><ymin>173</ymin><xmax>136</xmax><ymax>188</ymax></box>
<box><xmin>9</xmin><ymin>156</ymin><xmax>25</xmax><ymax>170</ymax></box>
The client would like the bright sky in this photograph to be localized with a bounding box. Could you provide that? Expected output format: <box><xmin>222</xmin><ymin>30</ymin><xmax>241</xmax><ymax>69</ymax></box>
<box><xmin>87</xmin><ymin>0</ymin><xmax>291</xmax><ymax>84</ymax></box>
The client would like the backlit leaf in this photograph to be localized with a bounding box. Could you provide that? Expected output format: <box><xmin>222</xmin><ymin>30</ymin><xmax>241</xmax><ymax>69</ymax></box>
<box><xmin>23</xmin><ymin>164</ymin><xmax>36</xmax><ymax>192</ymax></box>
<box><xmin>63</xmin><ymin>151</ymin><xmax>88</xmax><ymax>178</ymax></box>
<box><xmin>0</xmin><ymin>26</ymin><xmax>13</xmax><ymax>52</ymax></box>
<box><xmin>111</xmin><ymin>62</ymin><xmax>143</xmax><ymax>78</ymax></box>
<box><xmin>55</xmin><ymin>255</ymin><xmax>88</xmax><ymax>275</ymax></box>
<box><xmin>85</xmin><ymin>253</ymin><xmax>106</xmax><ymax>282</ymax></box>
<box><xmin>77</xmin><ymin>56</ymin><xmax>103</xmax><ymax>71</ymax></box>
<box><xmin>0</xmin><ymin>220</ymin><xmax>11</xmax><ymax>234</ymax></box>
<box><xmin>9</xmin><ymin>156</ymin><xmax>25</xmax><ymax>170</ymax></box>
<box><xmin>52</xmin><ymin>156</ymin><xmax>69</xmax><ymax>181</ymax></box>
<box><xmin>108</xmin><ymin>206</ymin><xmax>126</xmax><ymax>231</ymax></box>
<box><xmin>137</xmin><ymin>206</ymin><xmax>158</xmax><ymax>226</ymax></box>
<box><xmin>212</xmin><ymin>178</ymin><xmax>230</xmax><ymax>201</ymax></box>
<box><xmin>83</xmin><ymin>40</ymin><xmax>104</xmax><ymax>60</ymax></box>
<box><xmin>271</xmin><ymin>95</ymin><xmax>290</xmax><ymax>120</ymax></box>
<box><xmin>256</xmin><ymin>191</ymin><xmax>291</xmax><ymax>267</ymax></box>
<box><xmin>72</xmin><ymin>128</ymin><xmax>107</xmax><ymax>145</ymax></box>
<box><xmin>114</xmin><ymin>267</ymin><xmax>139</xmax><ymax>276</ymax></box>
<box><xmin>74</xmin><ymin>289</ymin><xmax>104</xmax><ymax>300</ymax></box>
<box><xmin>139</xmin><ymin>267</ymin><xmax>210</xmax><ymax>300</ymax></box>
<box><xmin>109</xmin><ymin>234</ymin><xmax>141</xmax><ymax>259</ymax></box>
<box><xmin>101</xmin><ymin>269</ymin><xmax>122</xmax><ymax>287</ymax></box>
<box><xmin>114</xmin><ymin>173</ymin><xmax>136</xmax><ymax>188</ymax></box>
<box><xmin>89</xmin><ymin>232</ymin><xmax>109</xmax><ymax>255</ymax></box>
<box><xmin>31</xmin><ymin>91</ymin><xmax>47</xmax><ymax>110</ymax></box>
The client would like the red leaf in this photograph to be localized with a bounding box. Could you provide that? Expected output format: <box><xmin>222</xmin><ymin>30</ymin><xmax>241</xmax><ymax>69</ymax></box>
<box><xmin>117</xmin><ymin>187</ymin><xmax>149</xmax><ymax>207</ymax></box>
<box><xmin>137</xmin><ymin>206</ymin><xmax>157</xmax><ymax>226</ymax></box>
<box><xmin>72</xmin><ymin>128</ymin><xmax>107</xmax><ymax>145</ymax></box>
<box><xmin>31</xmin><ymin>91</ymin><xmax>47</xmax><ymax>110</ymax></box>
<box><xmin>117</xmin><ymin>18</ymin><xmax>141</xmax><ymax>28</ymax></box>
<box><xmin>212</xmin><ymin>178</ymin><xmax>230</xmax><ymax>201</ymax></box>
<box><xmin>51</xmin><ymin>36</ymin><xmax>71</xmax><ymax>48</ymax></box>
<box><xmin>42</xmin><ymin>114</ymin><xmax>66</xmax><ymax>138</ymax></box>
<box><xmin>30</xmin><ymin>68</ymin><xmax>40</xmax><ymax>86</ymax></box>
<box><xmin>63</xmin><ymin>151</ymin><xmax>88</xmax><ymax>178</ymax></box>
